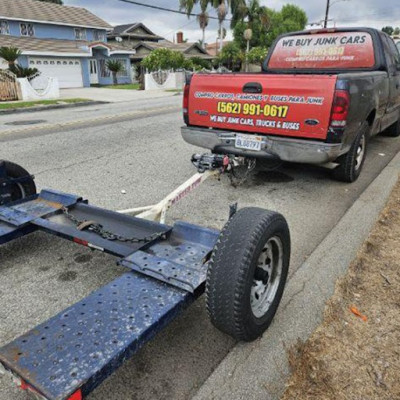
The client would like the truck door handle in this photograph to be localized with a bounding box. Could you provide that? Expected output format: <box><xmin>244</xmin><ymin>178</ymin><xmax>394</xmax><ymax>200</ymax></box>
<box><xmin>243</xmin><ymin>82</ymin><xmax>263</xmax><ymax>94</ymax></box>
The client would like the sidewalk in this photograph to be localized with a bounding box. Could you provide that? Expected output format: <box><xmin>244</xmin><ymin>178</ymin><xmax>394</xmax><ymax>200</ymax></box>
<box><xmin>60</xmin><ymin>87</ymin><xmax>178</xmax><ymax>103</ymax></box>
<box><xmin>193</xmin><ymin>151</ymin><xmax>400</xmax><ymax>400</ymax></box>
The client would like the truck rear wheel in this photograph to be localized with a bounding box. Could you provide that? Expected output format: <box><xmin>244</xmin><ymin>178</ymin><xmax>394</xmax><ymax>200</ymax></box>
<box><xmin>382</xmin><ymin>118</ymin><xmax>400</xmax><ymax>137</ymax></box>
<box><xmin>332</xmin><ymin>123</ymin><xmax>368</xmax><ymax>183</ymax></box>
<box><xmin>206</xmin><ymin>207</ymin><xmax>290</xmax><ymax>342</ymax></box>
<box><xmin>0</xmin><ymin>160</ymin><xmax>36</xmax><ymax>205</ymax></box>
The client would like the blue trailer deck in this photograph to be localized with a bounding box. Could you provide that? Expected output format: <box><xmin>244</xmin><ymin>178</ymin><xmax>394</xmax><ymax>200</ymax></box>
<box><xmin>0</xmin><ymin>188</ymin><xmax>218</xmax><ymax>400</ymax></box>
<box><xmin>0</xmin><ymin>158</ymin><xmax>290</xmax><ymax>399</ymax></box>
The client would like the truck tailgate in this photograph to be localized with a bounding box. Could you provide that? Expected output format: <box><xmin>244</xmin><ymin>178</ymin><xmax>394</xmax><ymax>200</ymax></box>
<box><xmin>188</xmin><ymin>74</ymin><xmax>338</xmax><ymax>140</ymax></box>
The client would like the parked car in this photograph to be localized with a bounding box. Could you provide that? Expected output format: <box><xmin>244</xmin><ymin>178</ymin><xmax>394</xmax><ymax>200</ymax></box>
<box><xmin>182</xmin><ymin>28</ymin><xmax>400</xmax><ymax>182</ymax></box>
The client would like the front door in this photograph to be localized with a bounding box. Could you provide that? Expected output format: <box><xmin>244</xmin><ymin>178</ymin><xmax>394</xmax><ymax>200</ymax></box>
<box><xmin>89</xmin><ymin>59</ymin><xmax>99</xmax><ymax>85</ymax></box>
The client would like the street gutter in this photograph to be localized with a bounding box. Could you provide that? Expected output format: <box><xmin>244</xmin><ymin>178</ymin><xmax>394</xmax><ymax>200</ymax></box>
<box><xmin>193</xmin><ymin>150</ymin><xmax>400</xmax><ymax>400</ymax></box>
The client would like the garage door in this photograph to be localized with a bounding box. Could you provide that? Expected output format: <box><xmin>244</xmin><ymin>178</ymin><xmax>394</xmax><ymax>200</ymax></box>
<box><xmin>29</xmin><ymin>57</ymin><xmax>83</xmax><ymax>88</ymax></box>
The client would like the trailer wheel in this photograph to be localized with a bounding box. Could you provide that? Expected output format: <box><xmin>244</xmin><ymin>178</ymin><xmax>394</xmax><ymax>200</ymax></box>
<box><xmin>1</xmin><ymin>161</ymin><xmax>36</xmax><ymax>203</ymax></box>
<box><xmin>332</xmin><ymin>122</ymin><xmax>368</xmax><ymax>183</ymax></box>
<box><xmin>206</xmin><ymin>208</ymin><xmax>290</xmax><ymax>342</ymax></box>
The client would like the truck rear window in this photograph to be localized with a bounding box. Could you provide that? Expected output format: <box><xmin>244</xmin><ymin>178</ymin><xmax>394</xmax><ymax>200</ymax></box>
<box><xmin>267</xmin><ymin>31</ymin><xmax>375</xmax><ymax>70</ymax></box>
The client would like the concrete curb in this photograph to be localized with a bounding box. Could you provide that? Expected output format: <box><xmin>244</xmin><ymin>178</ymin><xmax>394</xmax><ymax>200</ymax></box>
<box><xmin>193</xmin><ymin>151</ymin><xmax>400</xmax><ymax>400</ymax></box>
<box><xmin>0</xmin><ymin>101</ymin><xmax>108</xmax><ymax>116</ymax></box>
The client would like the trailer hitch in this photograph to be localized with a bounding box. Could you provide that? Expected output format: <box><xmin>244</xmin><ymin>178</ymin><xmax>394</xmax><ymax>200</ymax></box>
<box><xmin>191</xmin><ymin>153</ymin><xmax>230</xmax><ymax>173</ymax></box>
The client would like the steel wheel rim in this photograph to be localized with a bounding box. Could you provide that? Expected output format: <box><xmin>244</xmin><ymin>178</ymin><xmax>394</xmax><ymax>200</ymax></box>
<box><xmin>355</xmin><ymin>135</ymin><xmax>366</xmax><ymax>171</ymax></box>
<box><xmin>250</xmin><ymin>236</ymin><xmax>283</xmax><ymax>319</ymax></box>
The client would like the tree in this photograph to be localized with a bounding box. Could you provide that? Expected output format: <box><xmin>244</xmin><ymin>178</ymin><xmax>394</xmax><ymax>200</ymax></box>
<box><xmin>180</xmin><ymin>0</ymin><xmax>209</xmax><ymax>47</ymax></box>
<box><xmin>233</xmin><ymin>3</ymin><xmax>307</xmax><ymax>50</ymax></box>
<box><xmin>36</xmin><ymin>0</ymin><xmax>63</xmax><ymax>4</ymax></box>
<box><xmin>106</xmin><ymin>59</ymin><xmax>124</xmax><ymax>85</ymax></box>
<box><xmin>217</xmin><ymin>42</ymin><xmax>243</xmax><ymax>70</ymax></box>
<box><xmin>394</xmin><ymin>27</ymin><xmax>400</xmax><ymax>36</ymax></box>
<box><xmin>247</xmin><ymin>46</ymin><xmax>267</xmax><ymax>66</ymax></box>
<box><xmin>141</xmin><ymin>48</ymin><xmax>188</xmax><ymax>71</ymax></box>
<box><xmin>217</xmin><ymin>27</ymin><xmax>227</xmax><ymax>39</ymax></box>
<box><xmin>181</xmin><ymin>0</ymin><xmax>248</xmax><ymax>51</ymax></box>
<box><xmin>190</xmin><ymin>56</ymin><xmax>212</xmax><ymax>70</ymax></box>
<box><xmin>9</xmin><ymin>65</ymin><xmax>40</xmax><ymax>80</ymax></box>
<box><xmin>197</xmin><ymin>12</ymin><xmax>210</xmax><ymax>47</ymax></box>
<box><xmin>0</xmin><ymin>46</ymin><xmax>22</xmax><ymax>68</ymax></box>
<box><xmin>382</xmin><ymin>26</ymin><xmax>394</xmax><ymax>35</ymax></box>
<box><xmin>231</xmin><ymin>0</ymin><xmax>269</xmax><ymax>30</ymax></box>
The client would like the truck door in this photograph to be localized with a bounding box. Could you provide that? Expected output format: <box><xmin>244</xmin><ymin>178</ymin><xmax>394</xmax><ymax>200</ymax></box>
<box><xmin>382</xmin><ymin>34</ymin><xmax>400</xmax><ymax>129</ymax></box>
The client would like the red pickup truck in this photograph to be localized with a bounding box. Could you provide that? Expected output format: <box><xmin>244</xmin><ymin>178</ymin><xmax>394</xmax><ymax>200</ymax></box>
<box><xmin>182</xmin><ymin>28</ymin><xmax>400</xmax><ymax>182</ymax></box>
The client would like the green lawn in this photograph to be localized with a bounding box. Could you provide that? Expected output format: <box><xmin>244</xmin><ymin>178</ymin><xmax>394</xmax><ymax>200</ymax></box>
<box><xmin>0</xmin><ymin>98</ymin><xmax>91</xmax><ymax>110</ymax></box>
<box><xmin>101</xmin><ymin>83</ymin><xmax>140</xmax><ymax>90</ymax></box>
<box><xmin>165</xmin><ymin>89</ymin><xmax>183</xmax><ymax>93</ymax></box>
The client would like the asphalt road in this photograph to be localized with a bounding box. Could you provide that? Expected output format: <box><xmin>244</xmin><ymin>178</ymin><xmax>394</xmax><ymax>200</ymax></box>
<box><xmin>0</xmin><ymin>100</ymin><xmax>399</xmax><ymax>400</ymax></box>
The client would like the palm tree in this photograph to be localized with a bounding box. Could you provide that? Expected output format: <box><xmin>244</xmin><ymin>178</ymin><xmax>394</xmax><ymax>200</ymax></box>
<box><xmin>181</xmin><ymin>0</ymin><xmax>240</xmax><ymax>51</ymax></box>
<box><xmin>0</xmin><ymin>46</ymin><xmax>22</xmax><ymax>68</ymax></box>
<box><xmin>232</xmin><ymin>0</ymin><xmax>269</xmax><ymax>30</ymax></box>
<box><xmin>180</xmin><ymin>0</ymin><xmax>209</xmax><ymax>48</ymax></box>
<box><xmin>197</xmin><ymin>0</ymin><xmax>210</xmax><ymax>47</ymax></box>
<box><xmin>215</xmin><ymin>0</ymin><xmax>228</xmax><ymax>52</ymax></box>
<box><xmin>106</xmin><ymin>60</ymin><xmax>123</xmax><ymax>85</ymax></box>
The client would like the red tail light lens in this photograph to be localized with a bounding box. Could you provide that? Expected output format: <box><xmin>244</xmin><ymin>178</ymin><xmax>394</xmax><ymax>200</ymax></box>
<box><xmin>183</xmin><ymin>84</ymin><xmax>190</xmax><ymax>124</ymax></box>
<box><xmin>330</xmin><ymin>90</ymin><xmax>350</xmax><ymax>127</ymax></box>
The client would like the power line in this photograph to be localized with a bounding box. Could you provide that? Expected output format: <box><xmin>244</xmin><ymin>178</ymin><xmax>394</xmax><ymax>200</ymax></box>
<box><xmin>117</xmin><ymin>0</ymin><xmax>232</xmax><ymax>22</ymax></box>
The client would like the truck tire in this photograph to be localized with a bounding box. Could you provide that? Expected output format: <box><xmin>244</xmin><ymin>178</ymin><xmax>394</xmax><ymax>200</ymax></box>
<box><xmin>332</xmin><ymin>123</ymin><xmax>368</xmax><ymax>183</ymax></box>
<box><xmin>382</xmin><ymin>118</ymin><xmax>400</xmax><ymax>137</ymax></box>
<box><xmin>0</xmin><ymin>160</ymin><xmax>36</xmax><ymax>204</ymax></box>
<box><xmin>206</xmin><ymin>207</ymin><xmax>290</xmax><ymax>342</ymax></box>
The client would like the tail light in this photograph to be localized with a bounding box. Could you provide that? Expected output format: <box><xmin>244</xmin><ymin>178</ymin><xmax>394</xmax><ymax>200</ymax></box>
<box><xmin>330</xmin><ymin>89</ymin><xmax>350</xmax><ymax>127</ymax></box>
<box><xmin>183</xmin><ymin>83</ymin><xmax>190</xmax><ymax>125</ymax></box>
<box><xmin>183</xmin><ymin>74</ymin><xmax>192</xmax><ymax>125</ymax></box>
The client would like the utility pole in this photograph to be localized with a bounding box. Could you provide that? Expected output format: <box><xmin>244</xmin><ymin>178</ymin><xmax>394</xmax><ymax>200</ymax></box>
<box><xmin>324</xmin><ymin>0</ymin><xmax>330</xmax><ymax>28</ymax></box>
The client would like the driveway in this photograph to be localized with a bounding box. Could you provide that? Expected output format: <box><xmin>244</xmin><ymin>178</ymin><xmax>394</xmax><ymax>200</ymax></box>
<box><xmin>60</xmin><ymin>87</ymin><xmax>175</xmax><ymax>103</ymax></box>
<box><xmin>0</xmin><ymin>105</ymin><xmax>399</xmax><ymax>400</ymax></box>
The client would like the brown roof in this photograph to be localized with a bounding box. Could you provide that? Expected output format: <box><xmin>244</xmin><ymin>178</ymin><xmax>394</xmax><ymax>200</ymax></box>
<box><xmin>132</xmin><ymin>40</ymin><xmax>213</xmax><ymax>59</ymax></box>
<box><xmin>108</xmin><ymin>23</ymin><xmax>163</xmax><ymax>41</ymax></box>
<box><xmin>0</xmin><ymin>34</ymin><xmax>133</xmax><ymax>55</ymax></box>
<box><xmin>206</xmin><ymin>41</ymin><xmax>232</xmax><ymax>56</ymax></box>
<box><xmin>0</xmin><ymin>0</ymin><xmax>112</xmax><ymax>29</ymax></box>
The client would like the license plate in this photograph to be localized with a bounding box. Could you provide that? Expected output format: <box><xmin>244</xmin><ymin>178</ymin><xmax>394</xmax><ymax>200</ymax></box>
<box><xmin>235</xmin><ymin>134</ymin><xmax>263</xmax><ymax>151</ymax></box>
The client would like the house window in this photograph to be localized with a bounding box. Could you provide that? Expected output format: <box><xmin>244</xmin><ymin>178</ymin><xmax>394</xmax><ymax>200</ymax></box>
<box><xmin>93</xmin><ymin>31</ymin><xmax>105</xmax><ymax>42</ymax></box>
<box><xmin>20</xmin><ymin>23</ymin><xmax>34</xmax><ymax>37</ymax></box>
<box><xmin>0</xmin><ymin>20</ymin><xmax>10</xmax><ymax>35</ymax></box>
<box><xmin>74</xmin><ymin>28</ymin><xmax>86</xmax><ymax>40</ymax></box>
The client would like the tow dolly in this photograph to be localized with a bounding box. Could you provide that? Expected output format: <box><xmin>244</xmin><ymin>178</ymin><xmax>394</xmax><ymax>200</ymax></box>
<box><xmin>0</xmin><ymin>157</ymin><xmax>290</xmax><ymax>400</ymax></box>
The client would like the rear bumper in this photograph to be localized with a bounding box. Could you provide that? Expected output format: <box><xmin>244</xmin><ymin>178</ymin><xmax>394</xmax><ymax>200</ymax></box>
<box><xmin>181</xmin><ymin>126</ymin><xmax>349</xmax><ymax>164</ymax></box>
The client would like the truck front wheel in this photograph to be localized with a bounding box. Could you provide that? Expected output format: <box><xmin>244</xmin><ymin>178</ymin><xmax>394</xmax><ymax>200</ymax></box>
<box><xmin>206</xmin><ymin>207</ymin><xmax>290</xmax><ymax>342</ymax></box>
<box><xmin>332</xmin><ymin>123</ymin><xmax>368</xmax><ymax>183</ymax></box>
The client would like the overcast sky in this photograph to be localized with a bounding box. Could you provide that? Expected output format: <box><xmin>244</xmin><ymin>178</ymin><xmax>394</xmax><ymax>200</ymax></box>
<box><xmin>64</xmin><ymin>0</ymin><xmax>400</xmax><ymax>43</ymax></box>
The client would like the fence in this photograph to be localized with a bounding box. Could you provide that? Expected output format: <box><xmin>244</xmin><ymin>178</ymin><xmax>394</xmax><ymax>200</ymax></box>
<box><xmin>0</xmin><ymin>70</ymin><xmax>21</xmax><ymax>101</ymax></box>
<box><xmin>144</xmin><ymin>70</ymin><xmax>186</xmax><ymax>91</ymax></box>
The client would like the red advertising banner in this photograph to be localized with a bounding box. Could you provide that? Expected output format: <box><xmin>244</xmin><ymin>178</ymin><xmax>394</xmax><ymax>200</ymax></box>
<box><xmin>268</xmin><ymin>32</ymin><xmax>375</xmax><ymax>69</ymax></box>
